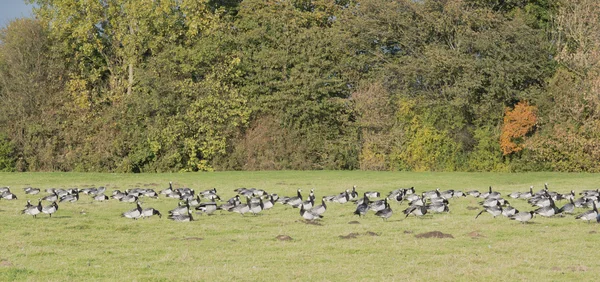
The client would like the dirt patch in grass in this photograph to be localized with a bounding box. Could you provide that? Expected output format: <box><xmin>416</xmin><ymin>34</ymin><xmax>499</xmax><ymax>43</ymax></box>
<box><xmin>348</xmin><ymin>221</ymin><xmax>360</xmax><ymax>224</ymax></box>
<box><xmin>276</xmin><ymin>235</ymin><xmax>293</xmax><ymax>241</ymax></box>
<box><xmin>466</xmin><ymin>206</ymin><xmax>480</xmax><ymax>210</ymax></box>
<box><xmin>171</xmin><ymin>237</ymin><xmax>203</xmax><ymax>241</ymax></box>
<box><xmin>415</xmin><ymin>231</ymin><xmax>454</xmax><ymax>239</ymax></box>
<box><xmin>302</xmin><ymin>220</ymin><xmax>322</xmax><ymax>226</ymax></box>
<box><xmin>0</xmin><ymin>260</ymin><xmax>13</xmax><ymax>267</ymax></box>
<box><xmin>404</xmin><ymin>230</ymin><xmax>413</xmax><ymax>234</ymax></box>
<box><xmin>589</xmin><ymin>231</ymin><xmax>596</xmax><ymax>234</ymax></box>
<box><xmin>467</xmin><ymin>231</ymin><xmax>485</xmax><ymax>239</ymax></box>
<box><xmin>339</xmin><ymin>233</ymin><xmax>360</xmax><ymax>239</ymax></box>
<box><xmin>568</xmin><ymin>265</ymin><xmax>587</xmax><ymax>272</ymax></box>
<box><xmin>339</xmin><ymin>231</ymin><xmax>379</xmax><ymax>239</ymax></box>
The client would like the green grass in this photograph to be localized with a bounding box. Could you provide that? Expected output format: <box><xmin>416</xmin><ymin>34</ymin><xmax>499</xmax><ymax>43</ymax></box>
<box><xmin>0</xmin><ymin>171</ymin><xmax>599</xmax><ymax>281</ymax></box>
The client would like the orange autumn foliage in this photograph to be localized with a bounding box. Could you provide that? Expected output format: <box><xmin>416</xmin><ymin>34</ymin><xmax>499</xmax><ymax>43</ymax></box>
<box><xmin>500</xmin><ymin>101</ymin><xmax>537</xmax><ymax>155</ymax></box>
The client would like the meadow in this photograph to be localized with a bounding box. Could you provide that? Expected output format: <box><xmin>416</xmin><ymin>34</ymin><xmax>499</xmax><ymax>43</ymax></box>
<box><xmin>0</xmin><ymin>171</ymin><xmax>599</xmax><ymax>281</ymax></box>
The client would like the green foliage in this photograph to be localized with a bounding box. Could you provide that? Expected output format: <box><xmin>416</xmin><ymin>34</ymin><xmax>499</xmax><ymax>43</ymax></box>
<box><xmin>0</xmin><ymin>0</ymin><xmax>592</xmax><ymax>172</ymax></box>
<box><xmin>0</xmin><ymin>134</ymin><xmax>15</xmax><ymax>172</ymax></box>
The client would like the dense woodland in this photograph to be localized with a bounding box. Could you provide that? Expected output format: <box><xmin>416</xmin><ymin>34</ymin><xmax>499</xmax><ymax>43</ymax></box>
<box><xmin>0</xmin><ymin>0</ymin><xmax>598</xmax><ymax>172</ymax></box>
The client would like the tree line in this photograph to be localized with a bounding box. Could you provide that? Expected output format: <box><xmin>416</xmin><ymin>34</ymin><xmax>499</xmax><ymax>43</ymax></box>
<box><xmin>0</xmin><ymin>0</ymin><xmax>598</xmax><ymax>172</ymax></box>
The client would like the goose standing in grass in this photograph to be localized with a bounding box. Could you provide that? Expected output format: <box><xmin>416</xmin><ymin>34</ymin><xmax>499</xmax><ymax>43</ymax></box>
<box><xmin>169</xmin><ymin>201</ymin><xmax>190</xmax><ymax>216</ymax></box>
<box><xmin>42</xmin><ymin>202</ymin><xmax>58</xmax><ymax>217</ymax></box>
<box><xmin>534</xmin><ymin>196</ymin><xmax>559</xmax><ymax>217</ymax></box>
<box><xmin>249</xmin><ymin>198</ymin><xmax>264</xmax><ymax>215</ymax></box>
<box><xmin>169</xmin><ymin>209</ymin><xmax>194</xmax><ymax>222</ymax></box>
<box><xmin>575</xmin><ymin>201</ymin><xmax>598</xmax><ymax>223</ymax></box>
<box><xmin>122</xmin><ymin>202</ymin><xmax>143</xmax><ymax>220</ymax></box>
<box><xmin>310</xmin><ymin>197</ymin><xmax>327</xmax><ymax>216</ymax></box>
<box><xmin>141</xmin><ymin>208</ymin><xmax>162</xmax><ymax>219</ymax></box>
<box><xmin>300</xmin><ymin>203</ymin><xmax>322</xmax><ymax>221</ymax></box>
<box><xmin>375</xmin><ymin>199</ymin><xmax>393</xmax><ymax>221</ymax></box>
<box><xmin>510</xmin><ymin>211</ymin><xmax>535</xmax><ymax>224</ymax></box>
<box><xmin>475</xmin><ymin>203</ymin><xmax>503</xmax><ymax>219</ymax></box>
<box><xmin>404</xmin><ymin>204</ymin><xmax>428</xmax><ymax>218</ymax></box>
<box><xmin>369</xmin><ymin>198</ymin><xmax>387</xmax><ymax>212</ymax></box>
<box><xmin>501</xmin><ymin>206</ymin><xmax>518</xmax><ymax>218</ymax></box>
<box><xmin>232</xmin><ymin>197</ymin><xmax>250</xmax><ymax>216</ymax></box>
<box><xmin>285</xmin><ymin>189</ymin><xmax>303</xmax><ymax>208</ymax></box>
<box><xmin>261</xmin><ymin>195</ymin><xmax>275</xmax><ymax>211</ymax></box>
<box><xmin>22</xmin><ymin>200</ymin><xmax>42</xmax><ymax>218</ymax></box>
<box><xmin>354</xmin><ymin>193</ymin><xmax>370</xmax><ymax>217</ymax></box>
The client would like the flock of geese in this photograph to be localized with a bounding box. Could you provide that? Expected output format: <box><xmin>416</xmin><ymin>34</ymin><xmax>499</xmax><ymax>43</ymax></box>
<box><xmin>1</xmin><ymin>182</ymin><xmax>599</xmax><ymax>224</ymax></box>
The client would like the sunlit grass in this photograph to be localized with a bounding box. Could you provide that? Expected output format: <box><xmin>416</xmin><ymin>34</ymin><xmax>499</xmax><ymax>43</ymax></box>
<box><xmin>0</xmin><ymin>171</ymin><xmax>599</xmax><ymax>281</ymax></box>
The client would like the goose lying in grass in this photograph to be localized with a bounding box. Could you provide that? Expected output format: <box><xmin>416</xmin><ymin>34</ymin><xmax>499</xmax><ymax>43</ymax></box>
<box><xmin>168</xmin><ymin>209</ymin><xmax>193</xmax><ymax>222</ymax></box>
<box><xmin>575</xmin><ymin>201</ymin><xmax>598</xmax><ymax>223</ymax></box>
<box><xmin>510</xmin><ymin>211</ymin><xmax>534</xmax><ymax>224</ymax></box>
<box><xmin>141</xmin><ymin>208</ymin><xmax>162</xmax><ymax>219</ymax></box>
<box><xmin>122</xmin><ymin>202</ymin><xmax>143</xmax><ymax>220</ymax></box>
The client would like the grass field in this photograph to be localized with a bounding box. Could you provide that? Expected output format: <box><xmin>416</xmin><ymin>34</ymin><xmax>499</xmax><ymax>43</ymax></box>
<box><xmin>0</xmin><ymin>171</ymin><xmax>599</xmax><ymax>281</ymax></box>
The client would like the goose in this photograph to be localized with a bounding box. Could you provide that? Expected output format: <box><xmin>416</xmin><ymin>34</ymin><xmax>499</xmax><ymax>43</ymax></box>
<box><xmin>93</xmin><ymin>194</ymin><xmax>109</xmax><ymax>201</ymax></box>
<box><xmin>284</xmin><ymin>189</ymin><xmax>303</xmax><ymax>208</ymax></box>
<box><xmin>483</xmin><ymin>186</ymin><xmax>501</xmax><ymax>199</ymax></box>
<box><xmin>501</xmin><ymin>206</ymin><xmax>518</xmax><ymax>218</ymax></box>
<box><xmin>534</xmin><ymin>196</ymin><xmax>559</xmax><ymax>217</ymax></box>
<box><xmin>253</xmin><ymin>189</ymin><xmax>267</xmax><ymax>197</ymax></box>
<box><xmin>453</xmin><ymin>191</ymin><xmax>466</xmax><ymax>198</ymax></box>
<box><xmin>188</xmin><ymin>195</ymin><xmax>202</xmax><ymax>206</ymax></box>
<box><xmin>24</xmin><ymin>199</ymin><xmax>33</xmax><ymax>208</ymax></box>
<box><xmin>365</xmin><ymin>191</ymin><xmax>381</xmax><ymax>199</ymax></box>
<box><xmin>122</xmin><ymin>202</ymin><xmax>143</xmax><ymax>220</ymax></box>
<box><xmin>141</xmin><ymin>208</ymin><xmax>162</xmax><ymax>219</ymax></box>
<box><xmin>160</xmin><ymin>182</ymin><xmax>174</xmax><ymax>195</ymax></box>
<box><xmin>196</xmin><ymin>202</ymin><xmax>218</xmax><ymax>215</ymax></box>
<box><xmin>200</xmin><ymin>188</ymin><xmax>218</xmax><ymax>197</ymax></box>
<box><xmin>310</xmin><ymin>197</ymin><xmax>327</xmax><ymax>216</ymax></box>
<box><xmin>169</xmin><ymin>209</ymin><xmax>194</xmax><ymax>222</ymax></box>
<box><xmin>428</xmin><ymin>202</ymin><xmax>449</xmax><ymax>213</ymax></box>
<box><xmin>24</xmin><ymin>187</ymin><xmax>40</xmax><ymax>195</ymax></box>
<box><xmin>508</xmin><ymin>191</ymin><xmax>521</xmax><ymax>199</ymax></box>
<box><xmin>332</xmin><ymin>191</ymin><xmax>350</xmax><ymax>204</ymax></box>
<box><xmin>349</xmin><ymin>185</ymin><xmax>359</xmax><ymax>201</ymax></box>
<box><xmin>92</xmin><ymin>186</ymin><xmax>106</xmax><ymax>196</ymax></box>
<box><xmin>262</xmin><ymin>195</ymin><xmax>275</xmax><ymax>211</ymax></box>
<box><xmin>519</xmin><ymin>186</ymin><xmax>534</xmax><ymax>200</ymax></box>
<box><xmin>387</xmin><ymin>188</ymin><xmax>404</xmax><ymax>199</ymax></box>
<box><xmin>423</xmin><ymin>188</ymin><xmax>441</xmax><ymax>200</ymax></box>
<box><xmin>41</xmin><ymin>192</ymin><xmax>58</xmax><ymax>202</ymax></box>
<box><xmin>205</xmin><ymin>193</ymin><xmax>221</xmax><ymax>201</ymax></box>
<box><xmin>466</xmin><ymin>190</ymin><xmax>481</xmax><ymax>197</ymax></box>
<box><xmin>42</xmin><ymin>202</ymin><xmax>59</xmax><ymax>217</ymax></box>
<box><xmin>111</xmin><ymin>190</ymin><xmax>126</xmax><ymax>200</ymax></box>
<box><xmin>405</xmin><ymin>193</ymin><xmax>421</xmax><ymax>202</ymax></box>
<box><xmin>369</xmin><ymin>198</ymin><xmax>387</xmax><ymax>212</ymax></box>
<box><xmin>354</xmin><ymin>193</ymin><xmax>370</xmax><ymax>217</ymax></box>
<box><xmin>119</xmin><ymin>194</ymin><xmax>138</xmax><ymax>203</ymax></box>
<box><xmin>558</xmin><ymin>198</ymin><xmax>575</xmax><ymax>215</ymax></box>
<box><xmin>300</xmin><ymin>204</ymin><xmax>322</xmax><ymax>221</ymax></box>
<box><xmin>403</xmin><ymin>205</ymin><xmax>428</xmax><ymax>218</ymax></box>
<box><xmin>475</xmin><ymin>204</ymin><xmax>502</xmax><ymax>219</ymax></box>
<box><xmin>560</xmin><ymin>190</ymin><xmax>576</xmax><ymax>201</ymax></box>
<box><xmin>169</xmin><ymin>201</ymin><xmax>190</xmax><ymax>216</ymax></box>
<box><xmin>22</xmin><ymin>200</ymin><xmax>42</xmax><ymax>218</ymax></box>
<box><xmin>59</xmin><ymin>189</ymin><xmax>79</xmax><ymax>203</ymax></box>
<box><xmin>439</xmin><ymin>190</ymin><xmax>454</xmax><ymax>200</ymax></box>
<box><xmin>142</xmin><ymin>189</ymin><xmax>159</xmax><ymax>198</ymax></box>
<box><xmin>575</xmin><ymin>201</ymin><xmax>598</xmax><ymax>223</ymax></box>
<box><xmin>375</xmin><ymin>199</ymin><xmax>393</xmax><ymax>221</ymax></box>
<box><xmin>249</xmin><ymin>198</ymin><xmax>264</xmax><ymax>215</ymax></box>
<box><xmin>0</xmin><ymin>186</ymin><xmax>9</xmax><ymax>193</ymax></box>
<box><xmin>405</xmin><ymin>187</ymin><xmax>415</xmax><ymax>195</ymax></box>
<box><xmin>510</xmin><ymin>211</ymin><xmax>535</xmax><ymax>224</ymax></box>
<box><xmin>301</xmin><ymin>197</ymin><xmax>314</xmax><ymax>210</ymax></box>
<box><xmin>232</xmin><ymin>197</ymin><xmax>250</xmax><ymax>216</ymax></box>
<box><xmin>219</xmin><ymin>196</ymin><xmax>240</xmax><ymax>212</ymax></box>
<box><xmin>1</xmin><ymin>190</ymin><xmax>17</xmax><ymax>200</ymax></box>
